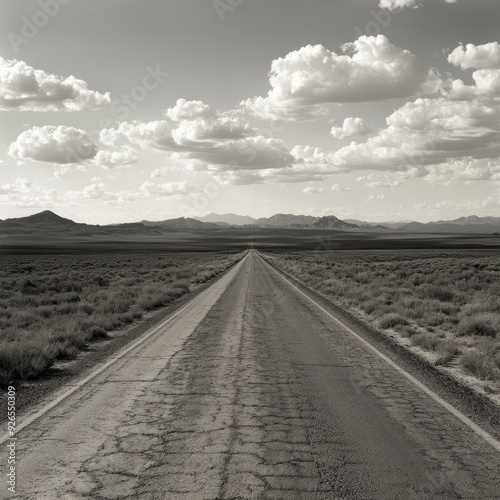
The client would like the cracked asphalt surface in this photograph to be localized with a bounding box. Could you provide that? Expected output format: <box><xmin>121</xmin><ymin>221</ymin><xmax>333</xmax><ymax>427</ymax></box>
<box><xmin>6</xmin><ymin>250</ymin><xmax>500</xmax><ymax>499</ymax></box>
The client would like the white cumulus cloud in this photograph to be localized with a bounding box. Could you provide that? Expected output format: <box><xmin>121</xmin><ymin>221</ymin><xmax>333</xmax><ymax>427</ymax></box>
<box><xmin>331</xmin><ymin>117</ymin><xmax>373</xmax><ymax>139</ymax></box>
<box><xmin>242</xmin><ymin>36</ymin><xmax>441</xmax><ymax>120</ymax></box>
<box><xmin>9</xmin><ymin>126</ymin><xmax>97</xmax><ymax>164</ymax></box>
<box><xmin>303</xmin><ymin>186</ymin><xmax>324</xmax><ymax>194</ymax></box>
<box><xmin>447</xmin><ymin>43</ymin><xmax>500</xmax><ymax>99</ymax></box>
<box><xmin>94</xmin><ymin>146</ymin><xmax>137</xmax><ymax>168</ymax></box>
<box><xmin>166</xmin><ymin>98</ymin><xmax>215</xmax><ymax>121</ymax></box>
<box><xmin>0</xmin><ymin>57</ymin><xmax>110</xmax><ymax>111</ymax></box>
<box><xmin>448</xmin><ymin>42</ymin><xmax>500</xmax><ymax>70</ymax></box>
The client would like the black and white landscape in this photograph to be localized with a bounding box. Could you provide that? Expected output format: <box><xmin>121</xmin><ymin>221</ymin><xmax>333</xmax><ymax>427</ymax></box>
<box><xmin>1</xmin><ymin>1</ymin><xmax>500</xmax><ymax>499</ymax></box>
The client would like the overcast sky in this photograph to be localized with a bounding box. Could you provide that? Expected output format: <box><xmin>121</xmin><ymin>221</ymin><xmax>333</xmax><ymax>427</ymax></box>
<box><xmin>1</xmin><ymin>0</ymin><xmax>500</xmax><ymax>223</ymax></box>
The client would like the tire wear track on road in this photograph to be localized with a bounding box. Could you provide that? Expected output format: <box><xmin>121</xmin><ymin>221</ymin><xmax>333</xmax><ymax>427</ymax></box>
<box><xmin>4</xmin><ymin>250</ymin><xmax>500</xmax><ymax>499</ymax></box>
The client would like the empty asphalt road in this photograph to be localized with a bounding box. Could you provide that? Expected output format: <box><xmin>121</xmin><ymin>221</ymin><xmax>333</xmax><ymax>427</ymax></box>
<box><xmin>4</xmin><ymin>250</ymin><xmax>500</xmax><ymax>499</ymax></box>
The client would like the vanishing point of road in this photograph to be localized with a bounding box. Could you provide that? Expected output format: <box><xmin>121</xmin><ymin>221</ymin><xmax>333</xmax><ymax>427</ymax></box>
<box><xmin>3</xmin><ymin>250</ymin><xmax>500</xmax><ymax>499</ymax></box>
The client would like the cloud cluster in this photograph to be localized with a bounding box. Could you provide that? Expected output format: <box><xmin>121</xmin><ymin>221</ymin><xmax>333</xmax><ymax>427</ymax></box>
<box><xmin>0</xmin><ymin>177</ymin><xmax>142</xmax><ymax>209</ymax></box>
<box><xmin>330</xmin><ymin>184</ymin><xmax>351</xmax><ymax>192</ymax></box>
<box><xmin>8</xmin><ymin>125</ymin><xmax>138</xmax><ymax>174</ymax></box>
<box><xmin>330</xmin><ymin>117</ymin><xmax>373</xmax><ymax>140</ymax></box>
<box><xmin>140</xmin><ymin>180</ymin><xmax>196</xmax><ymax>198</ymax></box>
<box><xmin>66</xmin><ymin>183</ymin><xmax>138</xmax><ymax>205</ymax></box>
<box><xmin>100</xmin><ymin>99</ymin><xmax>297</xmax><ymax>179</ymax></box>
<box><xmin>379</xmin><ymin>0</ymin><xmax>457</xmax><ymax>11</ymax></box>
<box><xmin>9</xmin><ymin>126</ymin><xmax>97</xmax><ymax>164</ymax></box>
<box><xmin>242</xmin><ymin>36</ymin><xmax>441</xmax><ymax>120</ymax></box>
<box><xmin>332</xmin><ymin>96</ymin><xmax>500</xmax><ymax>175</ymax></box>
<box><xmin>8</xmin><ymin>40</ymin><xmax>499</xmax><ymax>191</ymax></box>
<box><xmin>0</xmin><ymin>177</ymin><xmax>66</xmax><ymax>208</ymax></box>
<box><xmin>447</xmin><ymin>42</ymin><xmax>500</xmax><ymax>99</ymax></box>
<box><xmin>448</xmin><ymin>42</ymin><xmax>500</xmax><ymax>70</ymax></box>
<box><xmin>303</xmin><ymin>186</ymin><xmax>324</xmax><ymax>195</ymax></box>
<box><xmin>99</xmin><ymin>121</ymin><xmax>176</xmax><ymax>151</ymax></box>
<box><xmin>0</xmin><ymin>57</ymin><xmax>110</xmax><ymax>111</ymax></box>
<box><xmin>94</xmin><ymin>146</ymin><xmax>137</xmax><ymax>168</ymax></box>
<box><xmin>327</xmin><ymin>41</ymin><xmax>500</xmax><ymax>184</ymax></box>
<box><xmin>0</xmin><ymin>177</ymin><xmax>33</xmax><ymax>196</ymax></box>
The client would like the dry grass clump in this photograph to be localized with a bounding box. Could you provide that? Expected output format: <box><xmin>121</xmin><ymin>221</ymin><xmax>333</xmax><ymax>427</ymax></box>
<box><xmin>378</xmin><ymin>313</ymin><xmax>409</xmax><ymax>329</ymax></box>
<box><xmin>460</xmin><ymin>340</ymin><xmax>500</xmax><ymax>380</ymax></box>
<box><xmin>0</xmin><ymin>251</ymin><xmax>244</xmax><ymax>385</ymax></box>
<box><xmin>262</xmin><ymin>250</ymin><xmax>500</xmax><ymax>382</ymax></box>
<box><xmin>457</xmin><ymin>314</ymin><xmax>500</xmax><ymax>338</ymax></box>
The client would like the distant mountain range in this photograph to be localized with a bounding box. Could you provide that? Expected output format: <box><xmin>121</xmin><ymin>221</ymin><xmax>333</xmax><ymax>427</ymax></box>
<box><xmin>195</xmin><ymin>213</ymin><xmax>256</xmax><ymax>226</ymax></box>
<box><xmin>195</xmin><ymin>212</ymin><xmax>500</xmax><ymax>233</ymax></box>
<box><xmin>194</xmin><ymin>213</ymin><xmax>366</xmax><ymax>229</ymax></box>
<box><xmin>1</xmin><ymin>211</ymin><xmax>500</xmax><ymax>239</ymax></box>
<box><xmin>140</xmin><ymin>217</ymin><xmax>224</xmax><ymax>230</ymax></box>
<box><xmin>398</xmin><ymin>218</ymin><xmax>500</xmax><ymax>234</ymax></box>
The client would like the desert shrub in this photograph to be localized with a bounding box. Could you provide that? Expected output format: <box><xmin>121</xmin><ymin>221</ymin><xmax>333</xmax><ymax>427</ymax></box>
<box><xmin>435</xmin><ymin>340</ymin><xmax>459</xmax><ymax>366</ymax></box>
<box><xmin>36</xmin><ymin>306</ymin><xmax>54</xmax><ymax>319</ymax></box>
<box><xmin>417</xmin><ymin>284</ymin><xmax>455</xmax><ymax>302</ymax></box>
<box><xmin>100</xmin><ymin>294</ymin><xmax>132</xmax><ymax>315</ymax></box>
<box><xmin>94</xmin><ymin>276</ymin><xmax>110</xmax><ymax>287</ymax></box>
<box><xmin>79</xmin><ymin>303</ymin><xmax>95</xmax><ymax>315</ymax></box>
<box><xmin>12</xmin><ymin>311</ymin><xmax>38</xmax><ymax>328</ymax></box>
<box><xmin>461</xmin><ymin>346</ymin><xmax>500</xmax><ymax>380</ymax></box>
<box><xmin>399</xmin><ymin>325</ymin><xmax>419</xmax><ymax>338</ymax></box>
<box><xmin>55</xmin><ymin>304</ymin><xmax>79</xmax><ymax>315</ymax></box>
<box><xmin>0</xmin><ymin>309</ymin><xmax>12</xmax><ymax>319</ymax></box>
<box><xmin>409</xmin><ymin>273</ymin><xmax>426</xmax><ymax>286</ymax></box>
<box><xmin>0</xmin><ymin>341</ymin><xmax>54</xmax><ymax>382</ymax></box>
<box><xmin>425</xmin><ymin>312</ymin><xmax>448</xmax><ymax>327</ymax></box>
<box><xmin>437</xmin><ymin>302</ymin><xmax>460</xmax><ymax>316</ymax></box>
<box><xmin>20</xmin><ymin>278</ymin><xmax>42</xmax><ymax>295</ymax></box>
<box><xmin>89</xmin><ymin>326</ymin><xmax>108</xmax><ymax>339</ymax></box>
<box><xmin>457</xmin><ymin>314</ymin><xmax>499</xmax><ymax>338</ymax></box>
<box><xmin>411</xmin><ymin>333</ymin><xmax>440</xmax><ymax>351</ymax></box>
<box><xmin>378</xmin><ymin>313</ymin><xmax>409</xmax><ymax>329</ymax></box>
<box><xmin>64</xmin><ymin>293</ymin><xmax>81</xmax><ymax>303</ymax></box>
<box><xmin>460</xmin><ymin>297</ymin><xmax>500</xmax><ymax>316</ymax></box>
<box><xmin>361</xmin><ymin>298</ymin><xmax>384</xmax><ymax>314</ymax></box>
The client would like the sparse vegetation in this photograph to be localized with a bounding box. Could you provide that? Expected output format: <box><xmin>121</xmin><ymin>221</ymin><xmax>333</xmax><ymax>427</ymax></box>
<box><xmin>0</xmin><ymin>251</ymin><xmax>244</xmax><ymax>385</ymax></box>
<box><xmin>262</xmin><ymin>250</ymin><xmax>500</xmax><ymax>384</ymax></box>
